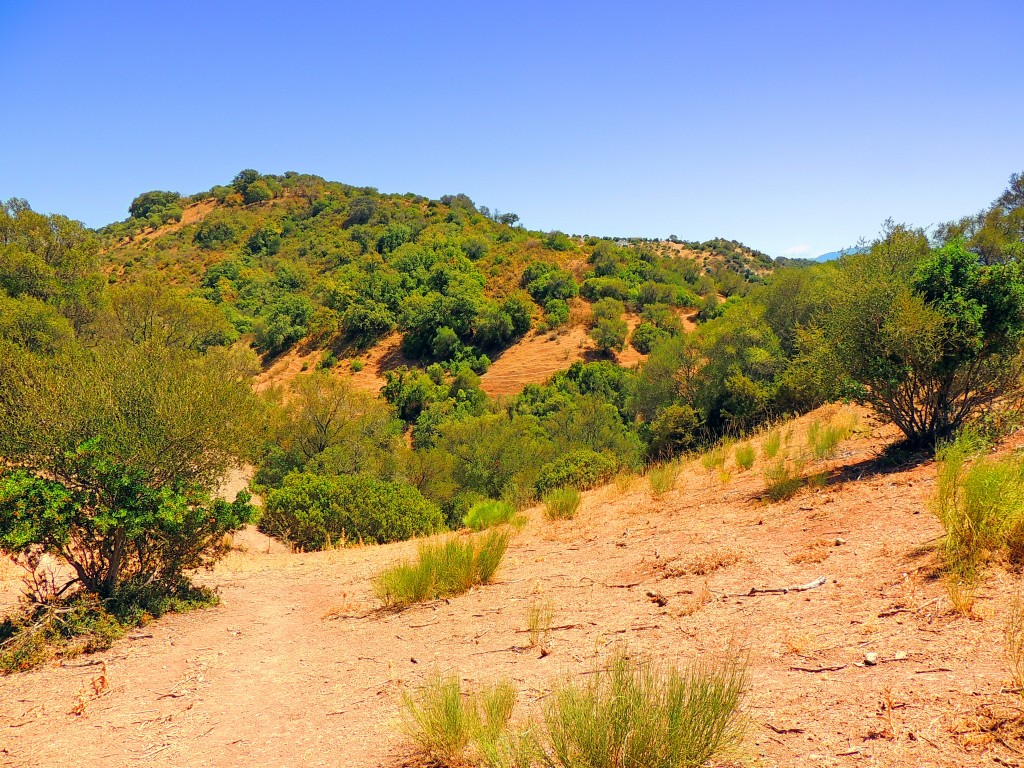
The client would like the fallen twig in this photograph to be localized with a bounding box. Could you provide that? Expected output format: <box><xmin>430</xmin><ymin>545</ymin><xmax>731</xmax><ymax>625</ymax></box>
<box><xmin>789</xmin><ymin>664</ymin><xmax>848</xmax><ymax>673</ymax></box>
<box><xmin>743</xmin><ymin>575</ymin><xmax>827</xmax><ymax>596</ymax></box>
<box><xmin>762</xmin><ymin>722</ymin><xmax>805</xmax><ymax>734</ymax></box>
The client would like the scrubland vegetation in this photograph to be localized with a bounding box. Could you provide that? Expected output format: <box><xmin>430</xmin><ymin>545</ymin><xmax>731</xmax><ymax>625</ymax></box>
<box><xmin>1</xmin><ymin>168</ymin><xmax>1024</xmax><ymax>765</ymax></box>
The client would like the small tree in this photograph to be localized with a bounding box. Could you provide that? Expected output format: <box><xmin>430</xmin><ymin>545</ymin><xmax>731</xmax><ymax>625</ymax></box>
<box><xmin>589</xmin><ymin>297</ymin><xmax>628</xmax><ymax>353</ymax></box>
<box><xmin>0</xmin><ymin>342</ymin><xmax>260</xmax><ymax>599</ymax></box>
<box><xmin>827</xmin><ymin>225</ymin><xmax>1024</xmax><ymax>446</ymax></box>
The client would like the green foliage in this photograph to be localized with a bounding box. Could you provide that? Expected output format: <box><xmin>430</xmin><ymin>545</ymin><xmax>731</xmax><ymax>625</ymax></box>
<box><xmin>535</xmin><ymin>450</ymin><xmax>616</xmax><ymax>495</ymax></box>
<box><xmin>128</xmin><ymin>190</ymin><xmax>182</xmax><ymax>225</ymax></box>
<box><xmin>630</xmin><ymin>322</ymin><xmax>669</xmax><ymax>354</ymax></box>
<box><xmin>761</xmin><ymin>429</ymin><xmax>782</xmax><ymax>459</ymax></box>
<box><xmin>762</xmin><ymin>458</ymin><xmax>808</xmax><ymax>502</ymax></box>
<box><xmin>647</xmin><ymin>404</ymin><xmax>701</xmax><ymax>459</ymax></box>
<box><xmin>260</xmin><ymin>472</ymin><xmax>443</xmax><ymax>550</ymax></box>
<box><xmin>463</xmin><ymin>500</ymin><xmax>517</xmax><ymax>531</ymax></box>
<box><xmin>806</xmin><ymin>417</ymin><xmax>855</xmax><ymax>461</ymax></box>
<box><xmin>647</xmin><ymin>462</ymin><xmax>679</xmax><ymax>497</ymax></box>
<box><xmin>543</xmin><ymin>487</ymin><xmax>581</xmax><ymax>520</ymax></box>
<box><xmin>0</xmin><ymin>291</ymin><xmax>74</xmax><ymax>353</ymax></box>
<box><xmin>541</xmin><ymin>648</ymin><xmax>746</xmax><ymax>768</ymax></box>
<box><xmin>734</xmin><ymin>443</ymin><xmax>756</xmax><ymax>471</ymax></box>
<box><xmin>375</xmin><ymin>530</ymin><xmax>510</xmax><ymax>608</ymax></box>
<box><xmin>933</xmin><ymin>431</ymin><xmax>1024</xmax><ymax>580</ymax></box>
<box><xmin>523</xmin><ymin>262</ymin><xmax>579</xmax><ymax>302</ymax></box>
<box><xmin>826</xmin><ymin>226</ymin><xmax>1024</xmax><ymax>446</ymax></box>
<box><xmin>589</xmin><ymin>297</ymin><xmax>627</xmax><ymax>353</ymax></box>
<box><xmin>401</xmin><ymin>672</ymin><xmax>520</xmax><ymax>767</ymax></box>
<box><xmin>0</xmin><ymin>342</ymin><xmax>259</xmax><ymax>598</ymax></box>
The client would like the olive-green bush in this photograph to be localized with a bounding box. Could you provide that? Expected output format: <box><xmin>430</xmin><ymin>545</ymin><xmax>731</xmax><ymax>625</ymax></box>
<box><xmin>535</xmin><ymin>449</ymin><xmax>617</xmax><ymax>496</ymax></box>
<box><xmin>260</xmin><ymin>472</ymin><xmax>444</xmax><ymax>550</ymax></box>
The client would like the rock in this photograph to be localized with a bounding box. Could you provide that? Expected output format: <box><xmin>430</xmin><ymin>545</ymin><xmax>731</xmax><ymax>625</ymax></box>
<box><xmin>835</xmin><ymin>537</ymin><xmax>847</xmax><ymax>546</ymax></box>
<box><xmin>893</xmin><ymin>651</ymin><xmax>907</xmax><ymax>661</ymax></box>
<box><xmin>864</xmin><ymin>652</ymin><xmax>879</xmax><ymax>666</ymax></box>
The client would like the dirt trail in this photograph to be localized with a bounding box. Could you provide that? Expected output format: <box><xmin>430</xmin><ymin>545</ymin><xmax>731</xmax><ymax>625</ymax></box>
<box><xmin>2</xmin><ymin>406</ymin><xmax>1022</xmax><ymax>767</ymax></box>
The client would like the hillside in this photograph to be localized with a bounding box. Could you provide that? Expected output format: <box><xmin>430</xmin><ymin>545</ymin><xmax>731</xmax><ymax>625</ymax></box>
<box><xmin>3</xmin><ymin>405</ymin><xmax>1022</xmax><ymax>767</ymax></box>
<box><xmin>92</xmin><ymin>172</ymin><xmax>772</xmax><ymax>391</ymax></box>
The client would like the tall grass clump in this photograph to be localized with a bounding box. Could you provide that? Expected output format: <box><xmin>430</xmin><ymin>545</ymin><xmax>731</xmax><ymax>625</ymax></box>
<box><xmin>464</xmin><ymin>500</ymin><xmax>517</xmax><ymax>531</ymax></box>
<box><xmin>544</xmin><ymin>487</ymin><xmax>581</xmax><ymax>520</ymax></box>
<box><xmin>648</xmin><ymin>462</ymin><xmax>679</xmax><ymax>497</ymax></box>
<box><xmin>526</xmin><ymin>599</ymin><xmax>554</xmax><ymax>653</ymax></box>
<box><xmin>401</xmin><ymin>672</ymin><xmax>521</xmax><ymax>766</ymax></box>
<box><xmin>734</xmin><ymin>443</ymin><xmax>755</xmax><ymax>471</ymax></box>
<box><xmin>761</xmin><ymin>430</ymin><xmax>782</xmax><ymax>460</ymax></box>
<box><xmin>375</xmin><ymin>530</ymin><xmax>510</xmax><ymax>608</ymax></box>
<box><xmin>701</xmin><ymin>443</ymin><xmax>728</xmax><ymax>473</ymax></box>
<box><xmin>933</xmin><ymin>431</ymin><xmax>1024</xmax><ymax>582</ymax></box>
<box><xmin>542</xmin><ymin>648</ymin><xmax>746</xmax><ymax>768</ymax></box>
<box><xmin>762</xmin><ymin>458</ymin><xmax>807</xmax><ymax>502</ymax></box>
<box><xmin>806</xmin><ymin>416</ymin><xmax>856</xmax><ymax>461</ymax></box>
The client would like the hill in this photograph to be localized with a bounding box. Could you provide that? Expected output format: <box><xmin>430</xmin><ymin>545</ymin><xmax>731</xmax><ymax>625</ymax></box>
<box><xmin>91</xmin><ymin>171</ymin><xmax>771</xmax><ymax>391</ymax></box>
<box><xmin>815</xmin><ymin>246</ymin><xmax>868</xmax><ymax>263</ymax></box>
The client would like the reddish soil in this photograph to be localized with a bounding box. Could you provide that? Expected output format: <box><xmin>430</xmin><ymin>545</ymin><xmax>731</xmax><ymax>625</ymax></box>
<box><xmin>5</xmin><ymin>406</ymin><xmax>1022</xmax><ymax>767</ymax></box>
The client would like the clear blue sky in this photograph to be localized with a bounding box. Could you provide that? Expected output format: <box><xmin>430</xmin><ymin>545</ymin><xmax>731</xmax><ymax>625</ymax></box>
<box><xmin>2</xmin><ymin>1</ymin><xmax>1021</xmax><ymax>258</ymax></box>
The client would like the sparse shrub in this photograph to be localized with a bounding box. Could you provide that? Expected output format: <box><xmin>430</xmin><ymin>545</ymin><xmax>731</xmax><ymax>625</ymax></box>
<box><xmin>701</xmin><ymin>444</ymin><xmax>728</xmax><ymax>472</ymax></box>
<box><xmin>375</xmin><ymin>529</ymin><xmax>510</xmax><ymax>608</ymax></box>
<box><xmin>761</xmin><ymin>430</ymin><xmax>782</xmax><ymax>459</ymax></box>
<box><xmin>932</xmin><ymin>431</ymin><xmax>1024</xmax><ymax>581</ymax></box>
<box><xmin>464</xmin><ymin>500</ymin><xmax>517</xmax><ymax>531</ymax></box>
<box><xmin>648</xmin><ymin>462</ymin><xmax>679</xmax><ymax>497</ymax></box>
<box><xmin>260</xmin><ymin>473</ymin><xmax>445</xmax><ymax>550</ymax></box>
<box><xmin>734</xmin><ymin>443</ymin><xmax>755</xmax><ymax>471</ymax></box>
<box><xmin>614</xmin><ymin>471</ymin><xmax>636</xmax><ymax>494</ymax></box>
<box><xmin>541</xmin><ymin>648</ymin><xmax>746</xmax><ymax>768</ymax></box>
<box><xmin>401</xmin><ymin>672</ymin><xmax>519</xmax><ymax>766</ymax></box>
<box><xmin>350</xmin><ymin>359</ymin><xmax>365</xmax><ymax>372</ymax></box>
<box><xmin>544</xmin><ymin>487</ymin><xmax>581</xmax><ymax>520</ymax></box>
<box><xmin>806</xmin><ymin>417</ymin><xmax>855</xmax><ymax>461</ymax></box>
<box><xmin>535</xmin><ymin>450</ymin><xmax>617</xmax><ymax>496</ymax></box>
<box><xmin>762</xmin><ymin>458</ymin><xmax>807</xmax><ymax>502</ymax></box>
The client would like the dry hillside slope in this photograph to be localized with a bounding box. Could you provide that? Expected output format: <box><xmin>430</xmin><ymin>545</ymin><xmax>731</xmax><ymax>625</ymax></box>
<box><xmin>2</xmin><ymin>406</ymin><xmax>1022</xmax><ymax>767</ymax></box>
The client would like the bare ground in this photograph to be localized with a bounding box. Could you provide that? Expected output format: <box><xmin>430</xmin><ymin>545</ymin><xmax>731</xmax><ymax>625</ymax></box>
<box><xmin>3</xmin><ymin>406</ymin><xmax>1023</xmax><ymax>767</ymax></box>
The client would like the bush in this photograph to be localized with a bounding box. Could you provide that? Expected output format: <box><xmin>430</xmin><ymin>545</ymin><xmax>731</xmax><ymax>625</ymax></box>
<box><xmin>543</xmin><ymin>487</ymin><xmax>581</xmax><ymax>520</ymax></box>
<box><xmin>350</xmin><ymin>359</ymin><xmax>365</xmax><ymax>372</ymax></box>
<box><xmin>630</xmin><ymin>322</ymin><xmax>669</xmax><ymax>354</ymax></box>
<box><xmin>542</xmin><ymin>648</ymin><xmax>745</xmax><ymax>768</ymax></box>
<box><xmin>933</xmin><ymin>431</ymin><xmax>1024</xmax><ymax>579</ymax></box>
<box><xmin>463</xmin><ymin>500</ymin><xmax>517</xmax><ymax>531</ymax></box>
<box><xmin>260</xmin><ymin>473</ymin><xmax>444</xmax><ymax>550</ymax></box>
<box><xmin>375</xmin><ymin>529</ymin><xmax>510</xmax><ymax>608</ymax></box>
<box><xmin>535</xmin><ymin>450</ymin><xmax>617</xmax><ymax>496</ymax></box>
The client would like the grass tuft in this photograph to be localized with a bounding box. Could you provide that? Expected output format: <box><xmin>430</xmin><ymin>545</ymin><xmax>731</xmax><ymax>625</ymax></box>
<box><xmin>762</xmin><ymin>458</ymin><xmax>808</xmax><ymax>502</ymax></box>
<box><xmin>464</xmin><ymin>500</ymin><xmax>518</xmax><ymax>531</ymax></box>
<box><xmin>375</xmin><ymin>530</ymin><xmax>510</xmax><ymax>609</ymax></box>
<box><xmin>648</xmin><ymin>462</ymin><xmax>679</xmax><ymax>497</ymax></box>
<box><xmin>734</xmin><ymin>443</ymin><xmax>755</xmax><ymax>471</ymax></box>
<box><xmin>542</xmin><ymin>647</ymin><xmax>746</xmax><ymax>768</ymax></box>
<box><xmin>526</xmin><ymin>599</ymin><xmax>554</xmax><ymax>654</ymax></box>
<box><xmin>761</xmin><ymin>430</ymin><xmax>782</xmax><ymax>460</ymax></box>
<box><xmin>543</xmin><ymin>487</ymin><xmax>581</xmax><ymax>521</ymax></box>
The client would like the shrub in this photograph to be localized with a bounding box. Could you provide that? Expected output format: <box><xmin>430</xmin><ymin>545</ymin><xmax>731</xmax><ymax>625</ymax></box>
<box><xmin>734</xmin><ymin>443</ymin><xmax>756</xmax><ymax>471</ymax></box>
<box><xmin>463</xmin><ymin>500</ymin><xmax>517</xmax><ymax>531</ymax></box>
<box><xmin>401</xmin><ymin>672</ymin><xmax>520</xmax><ymax>766</ymax></box>
<box><xmin>350</xmin><ymin>359</ymin><xmax>365</xmax><ymax>372</ymax></box>
<box><xmin>933</xmin><ymin>431</ymin><xmax>1024</xmax><ymax>580</ymax></box>
<box><xmin>542</xmin><ymin>648</ymin><xmax>745</xmax><ymax>768</ymax></box>
<box><xmin>260</xmin><ymin>473</ymin><xmax>444</xmax><ymax>550</ymax></box>
<box><xmin>544</xmin><ymin>487</ymin><xmax>581</xmax><ymax>520</ymax></box>
<box><xmin>630</xmin><ymin>322</ymin><xmax>669</xmax><ymax>354</ymax></box>
<box><xmin>701</xmin><ymin>444</ymin><xmax>728</xmax><ymax>472</ymax></box>
<box><xmin>535</xmin><ymin>450</ymin><xmax>617</xmax><ymax>496</ymax></box>
<box><xmin>375</xmin><ymin>529</ymin><xmax>510</xmax><ymax>608</ymax></box>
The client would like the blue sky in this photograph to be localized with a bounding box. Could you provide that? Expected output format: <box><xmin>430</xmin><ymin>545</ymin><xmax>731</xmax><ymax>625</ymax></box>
<box><xmin>1</xmin><ymin>1</ymin><xmax>1021</xmax><ymax>258</ymax></box>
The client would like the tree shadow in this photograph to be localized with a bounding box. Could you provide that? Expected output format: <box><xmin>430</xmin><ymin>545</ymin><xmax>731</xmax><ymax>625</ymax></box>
<box><xmin>825</xmin><ymin>442</ymin><xmax>933</xmax><ymax>487</ymax></box>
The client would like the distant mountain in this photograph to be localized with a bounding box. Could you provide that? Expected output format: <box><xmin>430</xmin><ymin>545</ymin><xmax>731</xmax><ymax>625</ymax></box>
<box><xmin>815</xmin><ymin>246</ymin><xmax>867</xmax><ymax>263</ymax></box>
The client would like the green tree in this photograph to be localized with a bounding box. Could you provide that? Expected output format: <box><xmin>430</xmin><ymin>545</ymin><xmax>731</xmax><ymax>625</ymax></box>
<box><xmin>589</xmin><ymin>297</ymin><xmax>628</xmax><ymax>353</ymax></box>
<box><xmin>0</xmin><ymin>342</ymin><xmax>260</xmax><ymax>598</ymax></box>
<box><xmin>827</xmin><ymin>225</ymin><xmax>1024</xmax><ymax>446</ymax></box>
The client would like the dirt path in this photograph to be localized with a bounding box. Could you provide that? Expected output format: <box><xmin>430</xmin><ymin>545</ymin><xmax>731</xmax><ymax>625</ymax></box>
<box><xmin>2</xmin><ymin>407</ymin><xmax>1022</xmax><ymax>767</ymax></box>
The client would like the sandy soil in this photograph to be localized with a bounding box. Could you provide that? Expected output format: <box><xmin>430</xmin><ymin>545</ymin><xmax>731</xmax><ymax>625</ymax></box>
<box><xmin>3</xmin><ymin>406</ymin><xmax>1022</xmax><ymax>767</ymax></box>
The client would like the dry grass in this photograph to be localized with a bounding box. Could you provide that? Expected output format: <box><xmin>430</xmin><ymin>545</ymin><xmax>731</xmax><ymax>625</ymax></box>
<box><xmin>526</xmin><ymin>599</ymin><xmax>554</xmax><ymax>655</ymax></box>
<box><xmin>544</xmin><ymin>488</ymin><xmax>581</xmax><ymax>521</ymax></box>
<box><xmin>1006</xmin><ymin>591</ymin><xmax>1024</xmax><ymax>693</ymax></box>
<box><xmin>648</xmin><ymin>462</ymin><xmax>680</xmax><ymax>497</ymax></box>
<box><xmin>734</xmin><ymin>443</ymin><xmax>755</xmax><ymax>471</ymax></box>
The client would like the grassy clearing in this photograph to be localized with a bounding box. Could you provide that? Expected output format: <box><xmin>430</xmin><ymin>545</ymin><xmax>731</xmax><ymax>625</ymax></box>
<box><xmin>543</xmin><ymin>487</ymin><xmax>581</xmax><ymax>520</ymax></box>
<box><xmin>648</xmin><ymin>462</ymin><xmax>679</xmax><ymax>497</ymax></box>
<box><xmin>375</xmin><ymin>530</ymin><xmax>510</xmax><ymax>609</ymax></box>
<box><xmin>464</xmin><ymin>500</ymin><xmax>519</xmax><ymax>531</ymax></box>
<box><xmin>401</xmin><ymin>648</ymin><xmax>746</xmax><ymax>768</ymax></box>
<box><xmin>933</xmin><ymin>431</ymin><xmax>1024</xmax><ymax>595</ymax></box>
<box><xmin>734</xmin><ymin>443</ymin><xmax>755</xmax><ymax>471</ymax></box>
